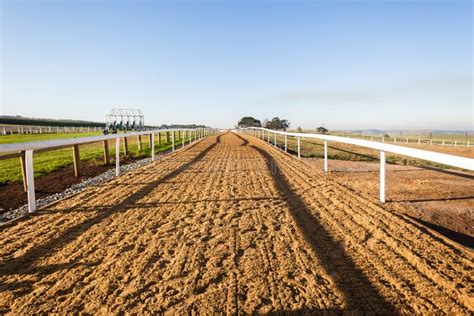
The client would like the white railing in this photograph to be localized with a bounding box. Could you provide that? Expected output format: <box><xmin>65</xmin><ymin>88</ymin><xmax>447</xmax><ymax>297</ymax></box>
<box><xmin>0</xmin><ymin>125</ymin><xmax>105</xmax><ymax>135</ymax></box>
<box><xmin>0</xmin><ymin>128</ymin><xmax>215</xmax><ymax>213</ymax></box>
<box><xmin>322</xmin><ymin>133</ymin><xmax>471</xmax><ymax>147</ymax></box>
<box><xmin>239</xmin><ymin>127</ymin><xmax>474</xmax><ymax>203</ymax></box>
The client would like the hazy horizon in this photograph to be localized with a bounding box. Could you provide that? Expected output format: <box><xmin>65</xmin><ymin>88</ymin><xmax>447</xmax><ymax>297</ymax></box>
<box><xmin>1</xmin><ymin>0</ymin><xmax>472</xmax><ymax>130</ymax></box>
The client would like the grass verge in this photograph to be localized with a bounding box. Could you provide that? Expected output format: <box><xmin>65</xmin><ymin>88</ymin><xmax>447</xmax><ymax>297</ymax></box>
<box><xmin>0</xmin><ymin>132</ymin><xmax>193</xmax><ymax>185</ymax></box>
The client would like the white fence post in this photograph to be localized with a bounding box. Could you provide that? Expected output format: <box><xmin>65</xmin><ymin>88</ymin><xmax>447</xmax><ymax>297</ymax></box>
<box><xmin>25</xmin><ymin>149</ymin><xmax>36</xmax><ymax>213</ymax></box>
<box><xmin>151</xmin><ymin>133</ymin><xmax>155</xmax><ymax>161</ymax></box>
<box><xmin>182</xmin><ymin>130</ymin><xmax>185</xmax><ymax>148</ymax></box>
<box><xmin>285</xmin><ymin>135</ymin><xmax>288</xmax><ymax>152</ymax></box>
<box><xmin>324</xmin><ymin>140</ymin><xmax>328</xmax><ymax>173</ymax></box>
<box><xmin>115</xmin><ymin>138</ymin><xmax>120</xmax><ymax>176</ymax></box>
<box><xmin>297</xmin><ymin>137</ymin><xmax>301</xmax><ymax>159</ymax></box>
<box><xmin>274</xmin><ymin>132</ymin><xmax>277</xmax><ymax>147</ymax></box>
<box><xmin>380</xmin><ymin>151</ymin><xmax>386</xmax><ymax>203</ymax></box>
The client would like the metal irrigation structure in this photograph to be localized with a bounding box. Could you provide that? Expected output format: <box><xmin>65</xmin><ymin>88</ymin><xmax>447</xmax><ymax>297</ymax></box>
<box><xmin>105</xmin><ymin>109</ymin><xmax>145</xmax><ymax>134</ymax></box>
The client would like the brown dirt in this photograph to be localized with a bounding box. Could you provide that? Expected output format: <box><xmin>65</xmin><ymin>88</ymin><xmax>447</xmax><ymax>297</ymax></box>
<box><xmin>0</xmin><ymin>132</ymin><xmax>472</xmax><ymax>314</ymax></box>
<box><xmin>0</xmin><ymin>156</ymin><xmax>152</xmax><ymax>214</ymax></box>
<box><xmin>306</xmin><ymin>159</ymin><xmax>474</xmax><ymax>242</ymax></box>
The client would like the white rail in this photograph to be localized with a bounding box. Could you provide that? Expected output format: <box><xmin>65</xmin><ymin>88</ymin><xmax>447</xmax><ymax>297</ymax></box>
<box><xmin>240</xmin><ymin>127</ymin><xmax>474</xmax><ymax>203</ymax></box>
<box><xmin>0</xmin><ymin>128</ymin><xmax>215</xmax><ymax>212</ymax></box>
<box><xmin>0</xmin><ymin>124</ymin><xmax>105</xmax><ymax>135</ymax></box>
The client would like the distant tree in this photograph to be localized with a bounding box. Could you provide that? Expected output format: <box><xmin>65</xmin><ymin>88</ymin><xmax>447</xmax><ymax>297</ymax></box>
<box><xmin>296</xmin><ymin>126</ymin><xmax>303</xmax><ymax>133</ymax></box>
<box><xmin>265</xmin><ymin>117</ymin><xmax>290</xmax><ymax>130</ymax></box>
<box><xmin>383</xmin><ymin>133</ymin><xmax>390</xmax><ymax>139</ymax></box>
<box><xmin>237</xmin><ymin>116</ymin><xmax>261</xmax><ymax>128</ymax></box>
<box><xmin>316</xmin><ymin>126</ymin><xmax>328</xmax><ymax>134</ymax></box>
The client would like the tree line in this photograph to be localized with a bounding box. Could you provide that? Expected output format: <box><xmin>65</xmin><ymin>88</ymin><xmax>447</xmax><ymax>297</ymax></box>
<box><xmin>237</xmin><ymin>116</ymin><xmax>329</xmax><ymax>133</ymax></box>
<box><xmin>0</xmin><ymin>115</ymin><xmax>105</xmax><ymax>128</ymax></box>
<box><xmin>237</xmin><ymin>116</ymin><xmax>290</xmax><ymax>130</ymax></box>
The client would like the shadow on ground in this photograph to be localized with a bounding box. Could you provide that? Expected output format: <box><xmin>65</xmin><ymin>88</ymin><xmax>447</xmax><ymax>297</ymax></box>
<box><xmin>234</xmin><ymin>133</ymin><xmax>396</xmax><ymax>313</ymax></box>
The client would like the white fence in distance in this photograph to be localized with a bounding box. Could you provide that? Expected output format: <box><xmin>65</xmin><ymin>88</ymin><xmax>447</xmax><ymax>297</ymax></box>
<box><xmin>344</xmin><ymin>134</ymin><xmax>471</xmax><ymax>147</ymax></box>
<box><xmin>0</xmin><ymin>125</ymin><xmax>106</xmax><ymax>135</ymax></box>
<box><xmin>239</xmin><ymin>127</ymin><xmax>474</xmax><ymax>203</ymax></box>
<box><xmin>0</xmin><ymin>128</ymin><xmax>215</xmax><ymax>213</ymax></box>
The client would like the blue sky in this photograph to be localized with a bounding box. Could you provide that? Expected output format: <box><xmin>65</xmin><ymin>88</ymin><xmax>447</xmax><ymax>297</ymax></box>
<box><xmin>1</xmin><ymin>0</ymin><xmax>472</xmax><ymax>130</ymax></box>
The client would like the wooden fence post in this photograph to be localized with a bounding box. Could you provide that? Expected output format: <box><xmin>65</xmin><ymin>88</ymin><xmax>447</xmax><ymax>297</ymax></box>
<box><xmin>172</xmin><ymin>130</ymin><xmax>175</xmax><ymax>152</ymax></box>
<box><xmin>151</xmin><ymin>133</ymin><xmax>155</xmax><ymax>161</ymax></box>
<box><xmin>297</xmin><ymin>137</ymin><xmax>301</xmax><ymax>159</ymax></box>
<box><xmin>20</xmin><ymin>151</ymin><xmax>27</xmax><ymax>192</ymax></box>
<box><xmin>182</xmin><ymin>130</ymin><xmax>185</xmax><ymax>147</ymax></box>
<box><xmin>137</xmin><ymin>135</ymin><xmax>142</xmax><ymax>151</ymax></box>
<box><xmin>103</xmin><ymin>140</ymin><xmax>110</xmax><ymax>164</ymax></box>
<box><xmin>73</xmin><ymin>144</ymin><xmax>80</xmax><ymax>177</ymax></box>
<box><xmin>158</xmin><ymin>132</ymin><xmax>162</xmax><ymax>145</ymax></box>
<box><xmin>123</xmin><ymin>137</ymin><xmax>129</xmax><ymax>157</ymax></box>
<box><xmin>166</xmin><ymin>131</ymin><xmax>170</xmax><ymax>143</ymax></box>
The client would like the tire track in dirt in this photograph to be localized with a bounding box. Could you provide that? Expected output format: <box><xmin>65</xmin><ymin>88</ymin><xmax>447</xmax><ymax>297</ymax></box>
<box><xmin>260</xmin><ymin>140</ymin><xmax>472</xmax><ymax>311</ymax></box>
<box><xmin>245</xmin><ymin>132</ymin><xmax>473</xmax><ymax>314</ymax></box>
<box><xmin>0</xmin><ymin>132</ymin><xmax>472</xmax><ymax>314</ymax></box>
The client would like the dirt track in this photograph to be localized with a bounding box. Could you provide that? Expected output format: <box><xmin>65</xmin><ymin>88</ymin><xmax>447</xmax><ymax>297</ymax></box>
<box><xmin>0</xmin><ymin>132</ymin><xmax>472</xmax><ymax>314</ymax></box>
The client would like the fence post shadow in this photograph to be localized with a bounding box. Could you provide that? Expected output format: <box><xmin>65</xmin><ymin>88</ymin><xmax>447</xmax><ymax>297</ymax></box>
<box><xmin>246</xmin><ymin>140</ymin><xmax>396</xmax><ymax>313</ymax></box>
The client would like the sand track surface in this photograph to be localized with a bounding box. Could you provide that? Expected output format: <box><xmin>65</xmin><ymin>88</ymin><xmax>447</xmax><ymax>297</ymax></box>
<box><xmin>0</xmin><ymin>132</ymin><xmax>472</xmax><ymax>314</ymax></box>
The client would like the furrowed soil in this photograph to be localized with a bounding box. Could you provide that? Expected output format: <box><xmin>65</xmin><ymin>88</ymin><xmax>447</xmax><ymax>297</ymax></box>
<box><xmin>1</xmin><ymin>132</ymin><xmax>472</xmax><ymax>314</ymax></box>
<box><xmin>306</xmin><ymin>160</ymin><xmax>474</xmax><ymax>242</ymax></box>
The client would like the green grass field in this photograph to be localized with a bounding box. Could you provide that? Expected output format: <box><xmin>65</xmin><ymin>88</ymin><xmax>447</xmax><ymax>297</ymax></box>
<box><xmin>0</xmin><ymin>132</ymin><xmax>102</xmax><ymax>144</ymax></box>
<box><xmin>0</xmin><ymin>132</ymin><xmax>191</xmax><ymax>185</ymax></box>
